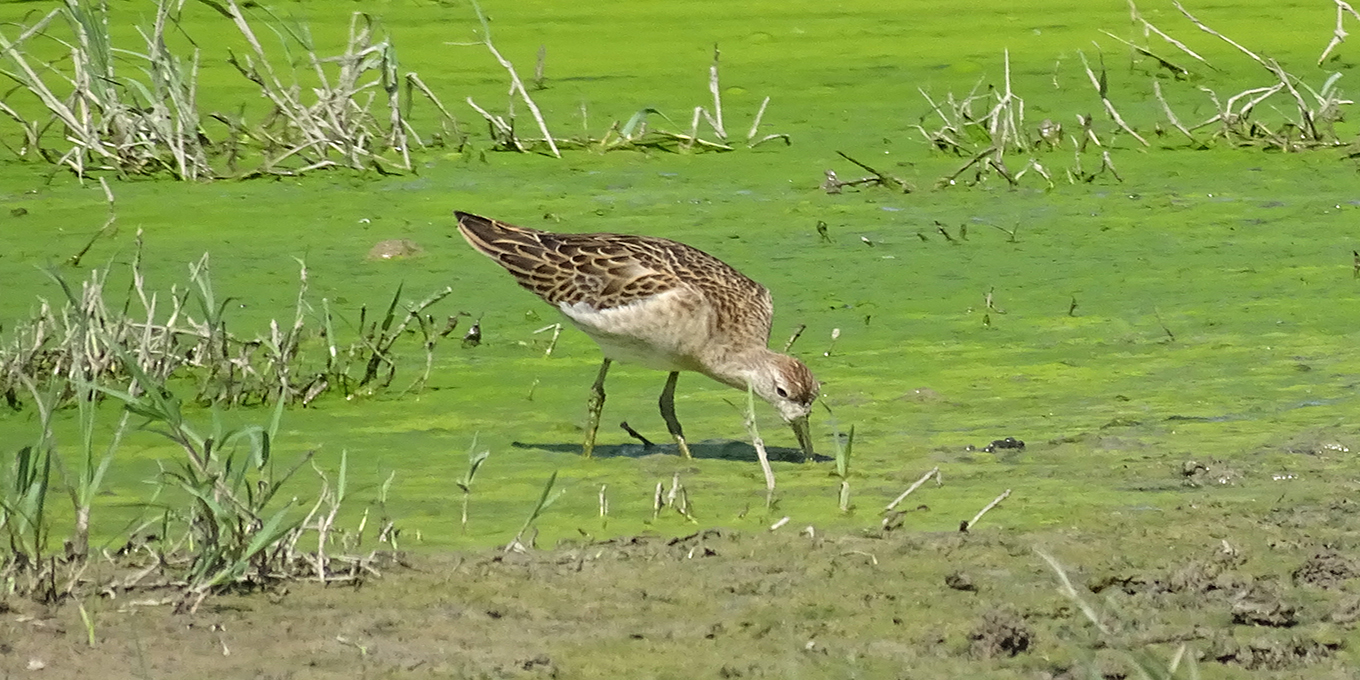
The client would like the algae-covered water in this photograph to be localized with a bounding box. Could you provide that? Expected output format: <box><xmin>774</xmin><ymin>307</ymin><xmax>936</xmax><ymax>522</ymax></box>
<box><xmin>2</xmin><ymin>0</ymin><xmax>1359</xmax><ymax>676</ymax></box>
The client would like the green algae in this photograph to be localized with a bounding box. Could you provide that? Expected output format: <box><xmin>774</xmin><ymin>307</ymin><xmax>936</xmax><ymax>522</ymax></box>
<box><xmin>1</xmin><ymin>0</ymin><xmax>1360</xmax><ymax>673</ymax></box>
<box><xmin>1</xmin><ymin>0</ymin><xmax>1356</xmax><ymax>535</ymax></box>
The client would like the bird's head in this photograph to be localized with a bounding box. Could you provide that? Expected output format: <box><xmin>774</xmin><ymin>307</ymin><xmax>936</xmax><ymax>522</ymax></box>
<box><xmin>747</xmin><ymin>352</ymin><xmax>820</xmax><ymax>459</ymax></box>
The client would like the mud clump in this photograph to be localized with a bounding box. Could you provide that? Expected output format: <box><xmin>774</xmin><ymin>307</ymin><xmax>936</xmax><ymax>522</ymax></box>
<box><xmin>1329</xmin><ymin>595</ymin><xmax>1360</xmax><ymax>626</ymax></box>
<box><xmin>1091</xmin><ymin>559</ymin><xmax>1243</xmax><ymax>597</ymax></box>
<box><xmin>1090</xmin><ymin>544</ymin><xmax>1248</xmax><ymax>598</ymax></box>
<box><xmin>1231</xmin><ymin>595</ymin><xmax>1298</xmax><ymax>628</ymax></box>
<box><xmin>945</xmin><ymin>571</ymin><xmax>977</xmax><ymax>592</ymax></box>
<box><xmin>1212</xmin><ymin>636</ymin><xmax>1341</xmax><ymax>670</ymax></box>
<box><xmin>968</xmin><ymin>608</ymin><xmax>1033</xmax><ymax>658</ymax></box>
<box><xmin>1179</xmin><ymin>458</ymin><xmax>1240</xmax><ymax>487</ymax></box>
<box><xmin>1291</xmin><ymin>550</ymin><xmax>1359</xmax><ymax>589</ymax></box>
<box><xmin>365</xmin><ymin>239</ymin><xmax>423</xmax><ymax>261</ymax></box>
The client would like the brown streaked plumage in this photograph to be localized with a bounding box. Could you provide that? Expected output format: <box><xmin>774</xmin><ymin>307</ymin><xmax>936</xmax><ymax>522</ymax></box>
<box><xmin>455</xmin><ymin>210</ymin><xmax>819</xmax><ymax>459</ymax></box>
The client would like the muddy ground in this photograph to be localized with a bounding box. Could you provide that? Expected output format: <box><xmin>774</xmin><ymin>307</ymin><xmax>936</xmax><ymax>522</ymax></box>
<box><xmin>4</xmin><ymin>509</ymin><xmax>1358</xmax><ymax>680</ymax></box>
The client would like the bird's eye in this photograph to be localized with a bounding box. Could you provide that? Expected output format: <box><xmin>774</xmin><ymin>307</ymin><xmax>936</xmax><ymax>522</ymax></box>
<box><xmin>776</xmin><ymin>387</ymin><xmax>788</xmax><ymax>398</ymax></box>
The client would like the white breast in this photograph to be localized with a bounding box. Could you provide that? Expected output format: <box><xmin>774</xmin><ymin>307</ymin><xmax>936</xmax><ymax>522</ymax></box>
<box><xmin>558</xmin><ymin>289</ymin><xmax>711</xmax><ymax>372</ymax></box>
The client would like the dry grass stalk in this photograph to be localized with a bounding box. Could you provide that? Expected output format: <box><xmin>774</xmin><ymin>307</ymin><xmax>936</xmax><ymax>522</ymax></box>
<box><xmin>1152</xmin><ymin>80</ymin><xmax>1197</xmax><ymax>143</ymax></box>
<box><xmin>1066</xmin><ymin>143</ymin><xmax>1124</xmax><ymax>183</ymax></box>
<box><xmin>1319</xmin><ymin>0</ymin><xmax>1360</xmax><ymax>64</ymax></box>
<box><xmin>1099</xmin><ymin>29</ymin><xmax>1190</xmax><ymax>78</ymax></box>
<box><xmin>1171</xmin><ymin>0</ymin><xmax>1351</xmax><ymax>147</ymax></box>
<box><xmin>988</xmin><ymin>50</ymin><xmax>1027</xmax><ymax>151</ymax></box>
<box><xmin>1173</xmin><ymin>1</ymin><xmax>1263</xmax><ymax>65</ymax></box>
<box><xmin>705</xmin><ymin>45</ymin><xmax>727</xmax><ymax>141</ymax></box>
<box><xmin>916</xmin><ymin>57</ymin><xmax>1078</xmax><ymax>189</ymax></box>
<box><xmin>934</xmin><ymin>146</ymin><xmax>999</xmax><ymax>189</ymax></box>
<box><xmin>1125</xmin><ymin>0</ymin><xmax>1213</xmax><ymax>70</ymax></box>
<box><xmin>223</xmin><ymin>2</ymin><xmax>416</xmax><ymax>174</ymax></box>
<box><xmin>464</xmin><ymin>0</ymin><xmax>559</xmax><ymax>157</ymax></box>
<box><xmin>403</xmin><ymin>73</ymin><xmax>467</xmax><ymax>150</ymax></box>
<box><xmin>1190</xmin><ymin>83</ymin><xmax>1285</xmax><ymax>145</ymax></box>
<box><xmin>560</xmin><ymin>48</ymin><xmax>784</xmax><ymax>154</ymax></box>
<box><xmin>0</xmin><ymin>0</ymin><xmax>211</xmax><ymax>179</ymax></box>
<box><xmin>1012</xmin><ymin>158</ymin><xmax>1054</xmax><ymax>189</ymax></box>
<box><xmin>1078</xmin><ymin>48</ymin><xmax>1149</xmax><ymax>147</ymax></box>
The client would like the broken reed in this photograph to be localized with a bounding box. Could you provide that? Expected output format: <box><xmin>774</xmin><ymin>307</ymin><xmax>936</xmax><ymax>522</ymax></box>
<box><xmin>0</xmin><ymin>241</ymin><xmax>457</xmax><ymax>412</ymax></box>
<box><xmin>0</xmin><ymin>0</ymin><xmax>463</xmax><ymax>179</ymax></box>
<box><xmin>828</xmin><ymin>416</ymin><xmax>855</xmax><ymax>513</ymax></box>
<box><xmin>880</xmin><ymin>1</ymin><xmax>1355</xmax><ymax>192</ymax></box>
<box><xmin>1</xmin><ymin>0</ymin><xmax>790</xmax><ymax>178</ymax></box>
<box><xmin>462</xmin><ymin>23</ymin><xmax>790</xmax><ymax>156</ymax></box>
<box><xmin>0</xmin><ymin>0</ymin><xmax>211</xmax><ymax>179</ymax></box>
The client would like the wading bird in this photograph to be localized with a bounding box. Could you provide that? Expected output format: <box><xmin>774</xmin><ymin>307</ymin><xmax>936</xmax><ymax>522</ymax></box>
<box><xmin>455</xmin><ymin>211</ymin><xmax>819</xmax><ymax>459</ymax></box>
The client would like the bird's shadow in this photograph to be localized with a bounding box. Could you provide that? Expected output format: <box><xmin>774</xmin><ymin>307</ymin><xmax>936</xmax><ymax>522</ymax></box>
<box><xmin>511</xmin><ymin>439</ymin><xmax>832</xmax><ymax>463</ymax></box>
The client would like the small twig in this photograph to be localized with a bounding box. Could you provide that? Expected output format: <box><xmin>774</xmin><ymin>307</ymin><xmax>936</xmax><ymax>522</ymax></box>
<box><xmin>782</xmin><ymin>324</ymin><xmax>806</xmax><ymax>352</ymax></box>
<box><xmin>1153</xmin><ymin>307</ymin><xmax>1176</xmax><ymax>341</ymax></box>
<box><xmin>835</xmin><ymin>151</ymin><xmax>912</xmax><ymax>192</ymax></box>
<box><xmin>747</xmin><ymin>96</ymin><xmax>770</xmax><ymax>142</ymax></box>
<box><xmin>936</xmin><ymin>146</ymin><xmax>998</xmax><ymax>188</ymax></box>
<box><xmin>838</xmin><ymin>550</ymin><xmax>878</xmax><ymax>566</ymax></box>
<box><xmin>666</xmin><ymin>472</ymin><xmax>680</xmax><ymax>508</ymax></box>
<box><xmin>961</xmin><ymin>488</ymin><xmax>1011</xmax><ymax>532</ymax></box>
<box><xmin>619</xmin><ymin>421</ymin><xmax>654</xmax><ymax>447</ymax></box>
<box><xmin>532</xmin><ymin>322</ymin><xmax>561</xmax><ymax>356</ymax></box>
<box><xmin>934</xmin><ymin>221</ymin><xmax>958</xmax><ymax>244</ymax></box>
<box><xmin>1099</xmin><ymin>151</ymin><xmax>1123</xmax><ymax>182</ymax></box>
<box><xmin>984</xmin><ymin>287</ymin><xmax>1006</xmax><ymax>314</ymax></box>
<box><xmin>68</xmin><ymin>215</ymin><xmax>117</xmax><ymax>268</ymax></box>
<box><xmin>985</xmin><ymin>222</ymin><xmax>1020</xmax><ymax>242</ymax></box>
<box><xmin>885</xmin><ymin>466</ymin><xmax>941</xmax><ymax>512</ymax></box>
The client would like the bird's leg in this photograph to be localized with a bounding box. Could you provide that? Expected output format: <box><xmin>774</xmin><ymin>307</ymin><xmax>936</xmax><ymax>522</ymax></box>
<box><xmin>582</xmin><ymin>358</ymin><xmax>612</xmax><ymax>458</ymax></box>
<box><xmin>658</xmin><ymin>371</ymin><xmax>693</xmax><ymax>459</ymax></box>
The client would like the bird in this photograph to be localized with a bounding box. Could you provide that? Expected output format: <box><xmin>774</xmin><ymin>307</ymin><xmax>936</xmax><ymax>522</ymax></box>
<box><xmin>455</xmin><ymin>210</ymin><xmax>819</xmax><ymax>460</ymax></box>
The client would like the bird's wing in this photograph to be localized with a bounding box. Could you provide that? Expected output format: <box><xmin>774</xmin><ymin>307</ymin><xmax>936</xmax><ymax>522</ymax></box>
<box><xmin>457</xmin><ymin>210</ymin><xmax>764</xmax><ymax>312</ymax></box>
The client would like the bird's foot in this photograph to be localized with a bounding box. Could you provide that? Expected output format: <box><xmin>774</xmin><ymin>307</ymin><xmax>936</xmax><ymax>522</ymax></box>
<box><xmin>674</xmin><ymin>434</ymin><xmax>692</xmax><ymax>459</ymax></box>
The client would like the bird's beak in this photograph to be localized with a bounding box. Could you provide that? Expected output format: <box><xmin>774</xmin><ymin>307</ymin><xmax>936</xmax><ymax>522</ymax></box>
<box><xmin>790</xmin><ymin>415</ymin><xmax>814</xmax><ymax>462</ymax></box>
